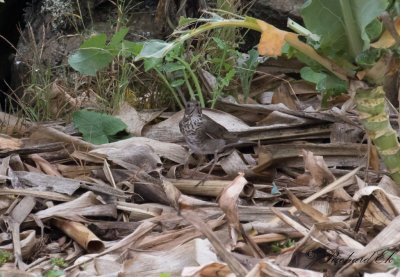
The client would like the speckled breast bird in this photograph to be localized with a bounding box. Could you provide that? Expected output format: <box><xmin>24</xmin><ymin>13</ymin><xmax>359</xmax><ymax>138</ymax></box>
<box><xmin>179</xmin><ymin>100</ymin><xmax>250</xmax><ymax>184</ymax></box>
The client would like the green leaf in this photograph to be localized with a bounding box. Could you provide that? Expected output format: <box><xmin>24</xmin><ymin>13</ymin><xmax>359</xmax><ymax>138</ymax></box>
<box><xmin>356</xmin><ymin>48</ymin><xmax>382</xmax><ymax>66</ymax></box>
<box><xmin>365</xmin><ymin>18</ymin><xmax>382</xmax><ymax>41</ymax></box>
<box><xmin>72</xmin><ymin>110</ymin><xmax>128</xmax><ymax>145</ymax></box>
<box><xmin>69</xmin><ymin>33</ymin><xmax>118</xmax><ymax>76</ymax></box>
<box><xmin>135</xmin><ymin>40</ymin><xmax>177</xmax><ymax>60</ymax></box>
<box><xmin>301</xmin><ymin>0</ymin><xmax>388</xmax><ymax>59</ymax></box>
<box><xmin>162</xmin><ymin>63</ymin><xmax>185</xmax><ymax>72</ymax></box>
<box><xmin>300</xmin><ymin>67</ymin><xmax>347</xmax><ymax>105</ymax></box>
<box><xmin>144</xmin><ymin>58</ymin><xmax>162</xmax><ymax>72</ymax></box>
<box><xmin>109</xmin><ymin>28</ymin><xmax>129</xmax><ymax>47</ymax></box>
<box><xmin>68</xmin><ymin>48</ymin><xmax>114</xmax><ymax>76</ymax></box>
<box><xmin>44</xmin><ymin>270</ymin><xmax>65</xmax><ymax>277</ymax></box>
<box><xmin>300</xmin><ymin>67</ymin><xmax>326</xmax><ymax>84</ymax></box>
<box><xmin>81</xmin><ymin>34</ymin><xmax>107</xmax><ymax>48</ymax></box>
<box><xmin>171</xmin><ymin>79</ymin><xmax>185</xmax><ymax>87</ymax></box>
<box><xmin>122</xmin><ymin>41</ymin><xmax>143</xmax><ymax>57</ymax></box>
<box><xmin>237</xmin><ymin>49</ymin><xmax>259</xmax><ymax>102</ymax></box>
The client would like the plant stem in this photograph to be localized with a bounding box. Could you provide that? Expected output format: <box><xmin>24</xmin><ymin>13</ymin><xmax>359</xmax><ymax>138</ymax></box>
<box><xmin>183</xmin><ymin>70</ymin><xmax>196</xmax><ymax>100</ymax></box>
<box><xmin>174</xmin><ymin>56</ymin><xmax>205</xmax><ymax>107</ymax></box>
<box><xmin>355</xmin><ymin>85</ymin><xmax>400</xmax><ymax>183</ymax></box>
<box><xmin>154</xmin><ymin>68</ymin><xmax>184</xmax><ymax>109</ymax></box>
<box><xmin>284</xmin><ymin>33</ymin><xmax>350</xmax><ymax>81</ymax></box>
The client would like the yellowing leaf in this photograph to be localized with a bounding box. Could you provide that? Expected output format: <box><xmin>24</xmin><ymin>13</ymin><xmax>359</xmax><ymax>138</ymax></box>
<box><xmin>257</xmin><ymin>20</ymin><xmax>287</xmax><ymax>56</ymax></box>
<box><xmin>371</xmin><ymin>16</ymin><xmax>400</xmax><ymax>48</ymax></box>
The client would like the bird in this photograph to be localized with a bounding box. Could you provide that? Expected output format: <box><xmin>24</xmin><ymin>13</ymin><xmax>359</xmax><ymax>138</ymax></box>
<box><xmin>179</xmin><ymin>100</ymin><xmax>252</xmax><ymax>185</ymax></box>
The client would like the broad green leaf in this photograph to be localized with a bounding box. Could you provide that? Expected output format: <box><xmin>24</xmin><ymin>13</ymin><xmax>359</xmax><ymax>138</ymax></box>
<box><xmin>109</xmin><ymin>28</ymin><xmax>129</xmax><ymax>47</ymax></box>
<box><xmin>301</xmin><ymin>0</ymin><xmax>388</xmax><ymax>59</ymax></box>
<box><xmin>123</xmin><ymin>41</ymin><xmax>143</xmax><ymax>57</ymax></box>
<box><xmin>356</xmin><ymin>48</ymin><xmax>382</xmax><ymax>67</ymax></box>
<box><xmin>135</xmin><ymin>40</ymin><xmax>177</xmax><ymax>60</ymax></box>
<box><xmin>319</xmin><ymin>74</ymin><xmax>347</xmax><ymax>105</ymax></box>
<box><xmin>72</xmin><ymin>110</ymin><xmax>127</xmax><ymax>145</ymax></box>
<box><xmin>162</xmin><ymin>63</ymin><xmax>185</xmax><ymax>72</ymax></box>
<box><xmin>171</xmin><ymin>79</ymin><xmax>185</xmax><ymax>87</ymax></box>
<box><xmin>144</xmin><ymin>57</ymin><xmax>162</xmax><ymax>71</ymax></box>
<box><xmin>69</xmin><ymin>33</ymin><xmax>121</xmax><ymax>75</ymax></box>
<box><xmin>300</xmin><ymin>67</ymin><xmax>326</xmax><ymax>84</ymax></box>
<box><xmin>68</xmin><ymin>49</ymin><xmax>114</xmax><ymax>76</ymax></box>
<box><xmin>365</xmin><ymin>18</ymin><xmax>382</xmax><ymax>41</ymax></box>
<box><xmin>300</xmin><ymin>67</ymin><xmax>347</xmax><ymax>105</ymax></box>
<box><xmin>81</xmin><ymin>34</ymin><xmax>107</xmax><ymax>48</ymax></box>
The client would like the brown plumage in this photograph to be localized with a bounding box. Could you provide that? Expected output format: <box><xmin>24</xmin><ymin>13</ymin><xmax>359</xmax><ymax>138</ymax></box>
<box><xmin>179</xmin><ymin>100</ymin><xmax>251</xmax><ymax>185</ymax></box>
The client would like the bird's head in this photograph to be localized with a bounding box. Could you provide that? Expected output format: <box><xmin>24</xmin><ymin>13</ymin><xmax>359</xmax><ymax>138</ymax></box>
<box><xmin>184</xmin><ymin>100</ymin><xmax>202</xmax><ymax>116</ymax></box>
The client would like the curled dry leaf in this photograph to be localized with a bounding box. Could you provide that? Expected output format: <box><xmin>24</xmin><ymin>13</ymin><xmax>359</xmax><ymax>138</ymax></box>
<box><xmin>0</xmin><ymin>134</ymin><xmax>22</xmax><ymax>150</ymax></box>
<box><xmin>353</xmin><ymin>186</ymin><xmax>400</xmax><ymax>226</ymax></box>
<box><xmin>217</xmin><ymin>173</ymin><xmax>248</xmax><ymax>232</ymax></box>
<box><xmin>53</xmin><ymin>219</ymin><xmax>105</xmax><ymax>253</ymax></box>
<box><xmin>91</xmin><ymin>144</ymin><xmax>160</xmax><ymax>171</ymax></box>
<box><xmin>94</xmin><ymin>136</ymin><xmax>187</xmax><ymax>164</ymax></box>
<box><xmin>122</xmin><ymin>239</ymin><xmax>219</xmax><ymax>276</ymax></box>
<box><xmin>302</xmin><ymin>150</ymin><xmax>335</xmax><ymax>187</ymax></box>
<box><xmin>113</xmin><ymin>102</ymin><xmax>164</xmax><ymax>136</ymax></box>
<box><xmin>29</xmin><ymin>153</ymin><xmax>62</xmax><ymax>177</ymax></box>
<box><xmin>371</xmin><ymin>15</ymin><xmax>400</xmax><ymax>48</ymax></box>
<box><xmin>0</xmin><ymin>230</ymin><xmax>37</xmax><ymax>260</ymax></box>
<box><xmin>257</xmin><ymin>20</ymin><xmax>288</xmax><ymax>56</ymax></box>
<box><xmin>181</xmin><ymin>262</ymin><xmax>234</xmax><ymax>277</ymax></box>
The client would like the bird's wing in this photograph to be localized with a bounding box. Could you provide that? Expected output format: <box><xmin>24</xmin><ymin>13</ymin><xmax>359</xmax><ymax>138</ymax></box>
<box><xmin>202</xmin><ymin>114</ymin><xmax>237</xmax><ymax>141</ymax></box>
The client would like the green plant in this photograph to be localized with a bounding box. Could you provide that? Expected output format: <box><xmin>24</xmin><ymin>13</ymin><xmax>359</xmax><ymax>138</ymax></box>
<box><xmin>67</xmin><ymin>2</ymin><xmax>400</xmax><ymax>186</ymax></box>
<box><xmin>50</xmin><ymin>257</ymin><xmax>68</xmax><ymax>268</ymax></box>
<box><xmin>143</xmin><ymin>44</ymin><xmax>204</xmax><ymax>109</ymax></box>
<box><xmin>159</xmin><ymin>273</ymin><xmax>171</xmax><ymax>277</ymax></box>
<box><xmin>385</xmin><ymin>251</ymin><xmax>400</xmax><ymax>269</ymax></box>
<box><xmin>205</xmin><ymin>37</ymin><xmax>237</xmax><ymax>108</ymax></box>
<box><xmin>0</xmin><ymin>250</ymin><xmax>12</xmax><ymax>266</ymax></box>
<box><xmin>68</xmin><ymin>14</ymin><xmax>262</xmax><ymax>109</ymax></box>
<box><xmin>283</xmin><ymin>0</ymin><xmax>400</xmax><ymax>183</ymax></box>
<box><xmin>270</xmin><ymin>238</ymin><xmax>296</xmax><ymax>254</ymax></box>
<box><xmin>134</xmin><ymin>2</ymin><xmax>400</xmax><ymax>185</ymax></box>
<box><xmin>43</xmin><ymin>257</ymin><xmax>68</xmax><ymax>277</ymax></box>
<box><xmin>44</xmin><ymin>270</ymin><xmax>65</xmax><ymax>277</ymax></box>
<box><xmin>72</xmin><ymin>109</ymin><xmax>131</xmax><ymax>144</ymax></box>
<box><xmin>237</xmin><ymin>48</ymin><xmax>259</xmax><ymax>103</ymax></box>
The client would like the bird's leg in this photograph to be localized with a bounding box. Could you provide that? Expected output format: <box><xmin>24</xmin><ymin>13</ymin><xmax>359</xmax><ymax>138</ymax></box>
<box><xmin>197</xmin><ymin>151</ymin><xmax>231</xmax><ymax>171</ymax></box>
<box><xmin>195</xmin><ymin>150</ymin><xmax>219</xmax><ymax>186</ymax></box>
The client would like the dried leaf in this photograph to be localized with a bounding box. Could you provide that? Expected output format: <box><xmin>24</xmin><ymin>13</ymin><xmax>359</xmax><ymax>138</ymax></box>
<box><xmin>371</xmin><ymin>15</ymin><xmax>400</xmax><ymax>48</ymax></box>
<box><xmin>114</xmin><ymin>102</ymin><xmax>164</xmax><ymax>136</ymax></box>
<box><xmin>257</xmin><ymin>20</ymin><xmax>288</xmax><ymax>56</ymax></box>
